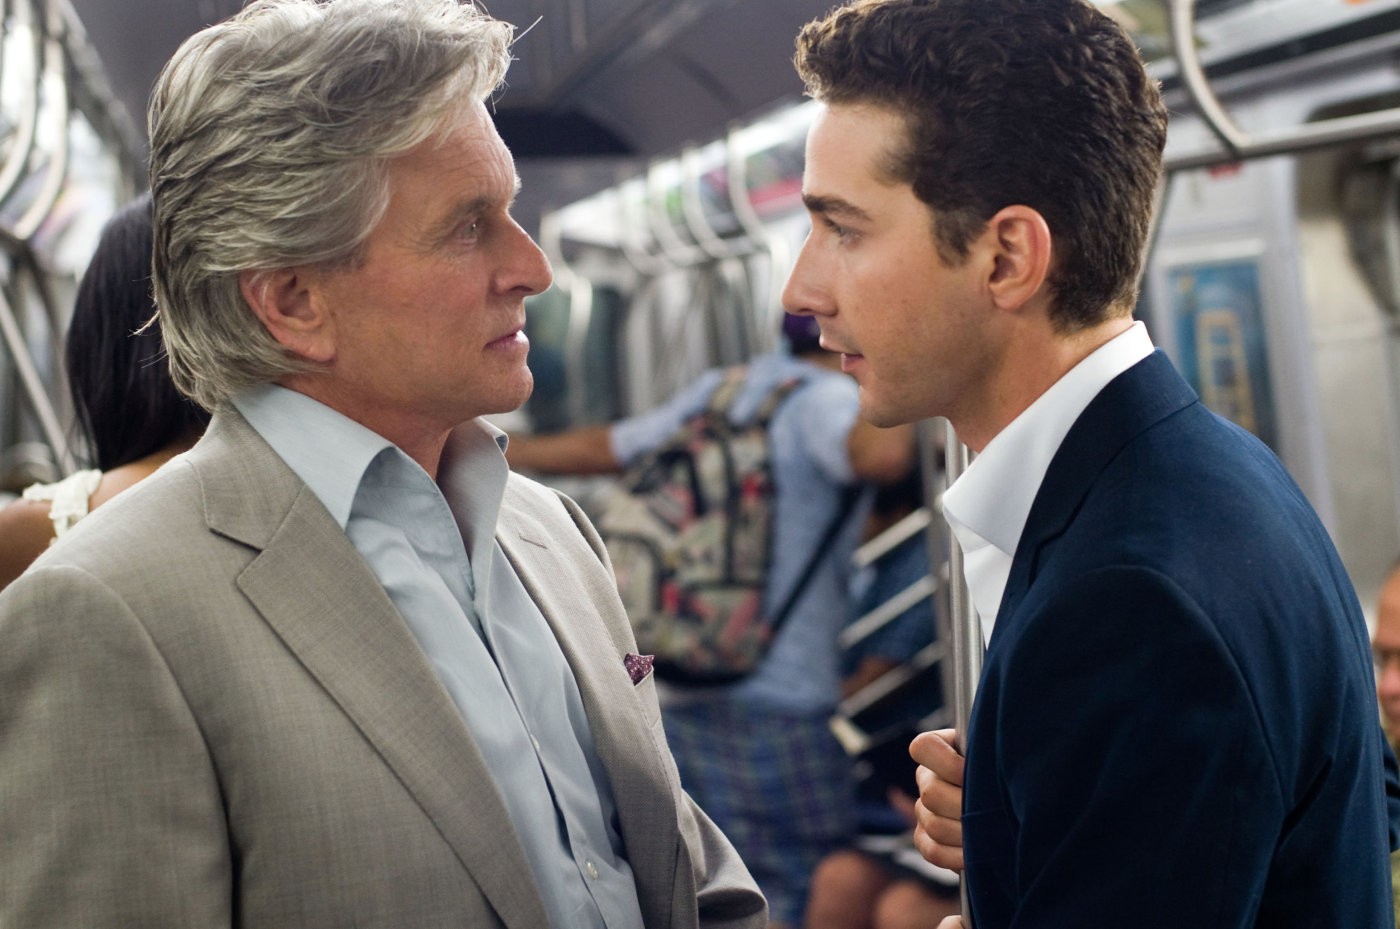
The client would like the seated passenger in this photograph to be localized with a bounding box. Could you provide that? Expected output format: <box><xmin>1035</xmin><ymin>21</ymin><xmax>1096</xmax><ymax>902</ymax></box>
<box><xmin>0</xmin><ymin>195</ymin><xmax>208</xmax><ymax>589</ymax></box>
<box><xmin>805</xmin><ymin>473</ymin><xmax>959</xmax><ymax>929</ymax></box>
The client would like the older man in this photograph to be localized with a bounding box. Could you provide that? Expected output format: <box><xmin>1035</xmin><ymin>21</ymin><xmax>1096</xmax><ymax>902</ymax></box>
<box><xmin>784</xmin><ymin>0</ymin><xmax>1397</xmax><ymax>926</ymax></box>
<box><xmin>0</xmin><ymin>1</ymin><xmax>764</xmax><ymax>927</ymax></box>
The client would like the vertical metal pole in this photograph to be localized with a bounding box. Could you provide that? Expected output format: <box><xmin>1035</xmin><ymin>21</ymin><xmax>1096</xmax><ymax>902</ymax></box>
<box><xmin>942</xmin><ymin>419</ymin><xmax>983</xmax><ymax>747</ymax></box>
<box><xmin>0</xmin><ymin>284</ymin><xmax>70</xmax><ymax>472</ymax></box>
<box><xmin>920</xmin><ymin>420</ymin><xmax>957</xmax><ymax>719</ymax></box>
<box><xmin>942</xmin><ymin>418</ymin><xmax>982</xmax><ymax>927</ymax></box>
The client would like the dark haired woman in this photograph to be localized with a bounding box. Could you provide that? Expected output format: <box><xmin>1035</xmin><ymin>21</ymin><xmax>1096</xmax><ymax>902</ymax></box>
<box><xmin>0</xmin><ymin>195</ymin><xmax>208</xmax><ymax>588</ymax></box>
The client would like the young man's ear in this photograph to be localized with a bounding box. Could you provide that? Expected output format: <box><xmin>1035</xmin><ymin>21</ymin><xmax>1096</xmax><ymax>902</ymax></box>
<box><xmin>984</xmin><ymin>205</ymin><xmax>1053</xmax><ymax>314</ymax></box>
<box><xmin>239</xmin><ymin>267</ymin><xmax>334</xmax><ymax>364</ymax></box>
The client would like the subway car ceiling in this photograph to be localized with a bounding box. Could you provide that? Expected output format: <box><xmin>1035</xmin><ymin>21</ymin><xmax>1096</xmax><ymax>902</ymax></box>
<box><xmin>60</xmin><ymin>0</ymin><xmax>1400</xmax><ymax>236</ymax></box>
<box><xmin>68</xmin><ymin>0</ymin><xmax>842</xmax><ymax>237</ymax></box>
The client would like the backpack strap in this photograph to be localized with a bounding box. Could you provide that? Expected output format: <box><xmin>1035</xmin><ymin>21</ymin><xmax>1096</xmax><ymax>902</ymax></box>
<box><xmin>765</xmin><ymin>483</ymin><xmax>862</xmax><ymax>638</ymax></box>
<box><xmin>704</xmin><ymin>367</ymin><xmax>750</xmax><ymax>420</ymax></box>
<box><xmin>752</xmin><ymin>376</ymin><xmax>804</xmax><ymax>428</ymax></box>
<box><xmin>706</xmin><ymin>367</ymin><xmax>805</xmax><ymax>434</ymax></box>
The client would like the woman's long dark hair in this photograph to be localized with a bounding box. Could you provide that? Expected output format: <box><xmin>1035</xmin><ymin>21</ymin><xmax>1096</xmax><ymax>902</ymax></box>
<box><xmin>66</xmin><ymin>194</ymin><xmax>209</xmax><ymax>471</ymax></box>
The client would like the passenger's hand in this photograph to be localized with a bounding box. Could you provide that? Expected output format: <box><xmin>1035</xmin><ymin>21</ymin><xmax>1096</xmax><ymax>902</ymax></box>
<box><xmin>936</xmin><ymin>917</ymin><xmax>966</xmax><ymax>929</ymax></box>
<box><xmin>910</xmin><ymin>728</ymin><xmax>965</xmax><ymax>872</ymax></box>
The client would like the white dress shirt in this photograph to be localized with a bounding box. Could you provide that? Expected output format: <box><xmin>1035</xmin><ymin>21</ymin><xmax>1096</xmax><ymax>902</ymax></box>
<box><xmin>232</xmin><ymin>386</ymin><xmax>644</xmax><ymax>929</ymax></box>
<box><xmin>941</xmin><ymin>322</ymin><xmax>1154</xmax><ymax>644</ymax></box>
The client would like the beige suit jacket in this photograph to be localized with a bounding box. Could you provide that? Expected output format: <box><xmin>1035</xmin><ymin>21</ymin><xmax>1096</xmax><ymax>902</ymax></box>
<box><xmin>0</xmin><ymin>410</ymin><xmax>765</xmax><ymax>928</ymax></box>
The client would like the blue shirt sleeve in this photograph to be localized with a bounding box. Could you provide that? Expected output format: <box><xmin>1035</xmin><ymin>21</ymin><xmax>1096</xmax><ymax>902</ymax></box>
<box><xmin>608</xmin><ymin>368</ymin><xmax>727</xmax><ymax>466</ymax></box>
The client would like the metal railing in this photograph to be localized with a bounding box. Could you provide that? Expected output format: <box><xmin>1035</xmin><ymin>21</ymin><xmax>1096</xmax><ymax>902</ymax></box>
<box><xmin>0</xmin><ymin>0</ymin><xmax>141</xmax><ymax>484</ymax></box>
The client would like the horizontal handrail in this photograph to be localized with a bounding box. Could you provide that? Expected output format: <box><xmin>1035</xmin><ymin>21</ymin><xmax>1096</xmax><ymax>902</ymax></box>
<box><xmin>1167</xmin><ymin>0</ymin><xmax>1400</xmax><ymax>172</ymax></box>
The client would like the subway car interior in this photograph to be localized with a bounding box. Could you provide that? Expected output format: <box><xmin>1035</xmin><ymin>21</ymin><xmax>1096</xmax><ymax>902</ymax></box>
<box><xmin>4</xmin><ymin>0</ymin><xmax>1400</xmax><ymax>906</ymax></box>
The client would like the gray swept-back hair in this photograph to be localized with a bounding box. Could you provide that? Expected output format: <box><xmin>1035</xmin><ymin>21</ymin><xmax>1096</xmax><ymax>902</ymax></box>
<box><xmin>148</xmin><ymin>0</ymin><xmax>514</xmax><ymax>411</ymax></box>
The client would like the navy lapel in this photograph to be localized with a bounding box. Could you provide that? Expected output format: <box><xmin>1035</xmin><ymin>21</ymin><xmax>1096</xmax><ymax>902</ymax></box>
<box><xmin>996</xmin><ymin>351</ymin><xmax>1198</xmax><ymax>628</ymax></box>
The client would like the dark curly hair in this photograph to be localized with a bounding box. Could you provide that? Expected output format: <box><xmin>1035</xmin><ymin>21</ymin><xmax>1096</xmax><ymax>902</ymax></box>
<box><xmin>795</xmin><ymin>0</ymin><xmax>1168</xmax><ymax>331</ymax></box>
<box><xmin>66</xmin><ymin>194</ymin><xmax>209</xmax><ymax>471</ymax></box>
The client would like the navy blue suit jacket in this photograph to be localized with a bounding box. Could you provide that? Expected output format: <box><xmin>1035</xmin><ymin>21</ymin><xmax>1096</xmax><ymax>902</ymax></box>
<box><xmin>963</xmin><ymin>351</ymin><xmax>1396</xmax><ymax>927</ymax></box>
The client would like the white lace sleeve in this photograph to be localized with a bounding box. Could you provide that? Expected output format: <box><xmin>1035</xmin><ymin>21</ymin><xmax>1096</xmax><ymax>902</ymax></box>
<box><xmin>21</xmin><ymin>469</ymin><xmax>103</xmax><ymax>537</ymax></box>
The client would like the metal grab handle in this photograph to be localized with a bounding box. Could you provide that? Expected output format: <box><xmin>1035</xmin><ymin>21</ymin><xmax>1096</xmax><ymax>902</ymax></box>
<box><xmin>0</xmin><ymin>0</ymin><xmax>42</xmax><ymax>213</ymax></box>
<box><xmin>14</xmin><ymin>30</ymin><xmax>73</xmax><ymax>243</ymax></box>
<box><xmin>1168</xmin><ymin>0</ymin><xmax>1246</xmax><ymax>158</ymax></box>
<box><xmin>1166</xmin><ymin>0</ymin><xmax>1400</xmax><ymax>171</ymax></box>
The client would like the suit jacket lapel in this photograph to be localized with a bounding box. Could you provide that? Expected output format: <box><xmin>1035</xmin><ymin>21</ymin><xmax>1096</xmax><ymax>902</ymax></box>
<box><xmin>998</xmin><ymin>351</ymin><xmax>1199</xmax><ymax>626</ymax></box>
<box><xmin>497</xmin><ymin>490</ymin><xmax>682</xmax><ymax>917</ymax></box>
<box><xmin>192</xmin><ymin>411</ymin><xmax>549</xmax><ymax>929</ymax></box>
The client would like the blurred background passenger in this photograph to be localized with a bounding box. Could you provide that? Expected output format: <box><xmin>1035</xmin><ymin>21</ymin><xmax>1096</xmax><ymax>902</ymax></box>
<box><xmin>0</xmin><ymin>195</ymin><xmax>208</xmax><ymax>589</ymax></box>
<box><xmin>1375</xmin><ymin>560</ymin><xmax>1400</xmax><ymax>746</ymax></box>
<box><xmin>1373</xmin><ymin>559</ymin><xmax>1400</xmax><ymax>924</ymax></box>
<box><xmin>505</xmin><ymin>312</ymin><xmax>915</xmax><ymax>928</ymax></box>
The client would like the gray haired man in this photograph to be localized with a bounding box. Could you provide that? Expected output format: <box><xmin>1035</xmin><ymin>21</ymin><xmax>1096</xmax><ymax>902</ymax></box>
<box><xmin>0</xmin><ymin>1</ymin><xmax>765</xmax><ymax>926</ymax></box>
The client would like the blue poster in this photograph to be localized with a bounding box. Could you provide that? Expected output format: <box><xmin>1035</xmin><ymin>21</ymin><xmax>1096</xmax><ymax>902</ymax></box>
<box><xmin>1168</xmin><ymin>259</ymin><xmax>1278</xmax><ymax>451</ymax></box>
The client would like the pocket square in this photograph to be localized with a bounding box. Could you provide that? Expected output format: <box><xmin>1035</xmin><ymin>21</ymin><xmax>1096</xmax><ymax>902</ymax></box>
<box><xmin>624</xmin><ymin>653</ymin><xmax>654</xmax><ymax>685</ymax></box>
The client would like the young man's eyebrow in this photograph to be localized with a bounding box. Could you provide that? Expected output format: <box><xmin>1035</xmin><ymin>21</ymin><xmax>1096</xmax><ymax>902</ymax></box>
<box><xmin>801</xmin><ymin>192</ymin><xmax>872</xmax><ymax>223</ymax></box>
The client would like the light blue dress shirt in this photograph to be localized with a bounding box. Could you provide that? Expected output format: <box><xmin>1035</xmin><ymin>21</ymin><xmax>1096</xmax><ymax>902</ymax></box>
<box><xmin>232</xmin><ymin>386</ymin><xmax>644</xmax><ymax>929</ymax></box>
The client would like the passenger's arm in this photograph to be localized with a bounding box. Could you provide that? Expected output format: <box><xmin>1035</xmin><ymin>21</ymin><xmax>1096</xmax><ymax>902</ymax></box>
<box><xmin>0</xmin><ymin>498</ymin><xmax>57</xmax><ymax>590</ymax></box>
<box><xmin>504</xmin><ymin>424</ymin><xmax>622</xmax><ymax>475</ymax></box>
<box><xmin>846</xmin><ymin>419</ymin><xmax>916</xmax><ymax>484</ymax></box>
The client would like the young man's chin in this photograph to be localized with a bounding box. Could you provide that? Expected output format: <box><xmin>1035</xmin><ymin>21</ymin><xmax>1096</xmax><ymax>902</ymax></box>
<box><xmin>858</xmin><ymin>395</ymin><xmax>911</xmax><ymax>430</ymax></box>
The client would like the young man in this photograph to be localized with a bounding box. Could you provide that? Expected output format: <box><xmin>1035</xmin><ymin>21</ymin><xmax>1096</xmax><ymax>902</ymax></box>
<box><xmin>784</xmin><ymin>0</ymin><xmax>1397</xmax><ymax>926</ymax></box>
<box><xmin>0</xmin><ymin>1</ymin><xmax>765</xmax><ymax>926</ymax></box>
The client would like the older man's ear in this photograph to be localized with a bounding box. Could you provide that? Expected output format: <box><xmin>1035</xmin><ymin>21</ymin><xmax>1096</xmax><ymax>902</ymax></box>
<box><xmin>240</xmin><ymin>267</ymin><xmax>335</xmax><ymax>365</ymax></box>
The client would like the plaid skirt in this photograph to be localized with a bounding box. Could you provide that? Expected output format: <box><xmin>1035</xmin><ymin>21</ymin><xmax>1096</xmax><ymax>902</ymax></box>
<box><xmin>662</xmin><ymin>700</ymin><xmax>856</xmax><ymax>926</ymax></box>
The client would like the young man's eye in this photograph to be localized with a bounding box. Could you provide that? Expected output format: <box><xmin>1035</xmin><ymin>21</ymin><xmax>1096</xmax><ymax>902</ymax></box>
<box><xmin>824</xmin><ymin>217</ymin><xmax>857</xmax><ymax>243</ymax></box>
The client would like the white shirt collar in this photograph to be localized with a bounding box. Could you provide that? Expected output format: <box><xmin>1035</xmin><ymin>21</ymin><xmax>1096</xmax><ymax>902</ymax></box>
<box><xmin>231</xmin><ymin>384</ymin><xmax>396</xmax><ymax>529</ymax></box>
<box><xmin>942</xmin><ymin>321</ymin><xmax>1154</xmax><ymax>641</ymax></box>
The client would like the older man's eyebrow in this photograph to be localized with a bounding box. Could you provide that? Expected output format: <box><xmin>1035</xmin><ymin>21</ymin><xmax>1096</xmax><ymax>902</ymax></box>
<box><xmin>422</xmin><ymin>196</ymin><xmax>491</xmax><ymax>239</ymax></box>
<box><xmin>420</xmin><ymin>174</ymin><xmax>525</xmax><ymax>243</ymax></box>
<box><xmin>801</xmin><ymin>192</ymin><xmax>873</xmax><ymax>223</ymax></box>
